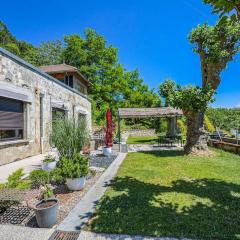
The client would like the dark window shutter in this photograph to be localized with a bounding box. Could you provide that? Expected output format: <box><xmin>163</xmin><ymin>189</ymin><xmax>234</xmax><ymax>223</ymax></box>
<box><xmin>0</xmin><ymin>97</ymin><xmax>24</xmax><ymax>130</ymax></box>
<box><xmin>0</xmin><ymin>111</ymin><xmax>24</xmax><ymax>129</ymax></box>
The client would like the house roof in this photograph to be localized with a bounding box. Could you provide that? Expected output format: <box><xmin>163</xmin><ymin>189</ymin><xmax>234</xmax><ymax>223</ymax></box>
<box><xmin>0</xmin><ymin>47</ymin><xmax>90</xmax><ymax>101</ymax></box>
<box><xmin>118</xmin><ymin>107</ymin><xmax>183</xmax><ymax>118</ymax></box>
<box><xmin>39</xmin><ymin>64</ymin><xmax>91</xmax><ymax>86</ymax></box>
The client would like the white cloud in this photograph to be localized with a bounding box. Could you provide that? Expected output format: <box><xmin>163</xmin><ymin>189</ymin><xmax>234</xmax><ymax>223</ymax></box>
<box><xmin>235</xmin><ymin>103</ymin><xmax>240</xmax><ymax>108</ymax></box>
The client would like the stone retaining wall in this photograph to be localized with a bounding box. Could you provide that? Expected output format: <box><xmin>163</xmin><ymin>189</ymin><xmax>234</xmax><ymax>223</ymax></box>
<box><xmin>208</xmin><ymin>139</ymin><xmax>240</xmax><ymax>155</ymax></box>
<box><xmin>125</xmin><ymin>129</ymin><xmax>156</xmax><ymax>137</ymax></box>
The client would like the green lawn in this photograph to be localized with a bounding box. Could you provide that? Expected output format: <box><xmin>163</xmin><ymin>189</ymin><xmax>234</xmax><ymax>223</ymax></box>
<box><xmin>127</xmin><ymin>136</ymin><xmax>158</xmax><ymax>144</ymax></box>
<box><xmin>87</xmin><ymin>149</ymin><xmax>240</xmax><ymax>240</ymax></box>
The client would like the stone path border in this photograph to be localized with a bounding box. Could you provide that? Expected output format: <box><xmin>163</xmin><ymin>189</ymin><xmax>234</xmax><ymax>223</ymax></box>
<box><xmin>78</xmin><ymin>231</ymin><xmax>192</xmax><ymax>240</ymax></box>
<box><xmin>57</xmin><ymin>153</ymin><xmax>127</xmax><ymax>231</ymax></box>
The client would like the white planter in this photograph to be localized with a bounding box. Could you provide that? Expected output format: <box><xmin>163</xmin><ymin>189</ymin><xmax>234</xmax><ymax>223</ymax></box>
<box><xmin>42</xmin><ymin>161</ymin><xmax>57</xmax><ymax>172</ymax></box>
<box><xmin>66</xmin><ymin>177</ymin><xmax>86</xmax><ymax>191</ymax></box>
<box><xmin>103</xmin><ymin>147</ymin><xmax>112</xmax><ymax>156</ymax></box>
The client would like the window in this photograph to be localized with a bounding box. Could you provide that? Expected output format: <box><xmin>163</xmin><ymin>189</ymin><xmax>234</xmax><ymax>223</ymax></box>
<box><xmin>64</xmin><ymin>75</ymin><xmax>73</xmax><ymax>88</ymax></box>
<box><xmin>79</xmin><ymin>85</ymin><xmax>85</xmax><ymax>94</ymax></box>
<box><xmin>0</xmin><ymin>97</ymin><xmax>24</xmax><ymax>141</ymax></box>
<box><xmin>52</xmin><ymin>108</ymin><xmax>66</xmax><ymax>121</ymax></box>
<box><xmin>78</xmin><ymin>113</ymin><xmax>86</xmax><ymax>123</ymax></box>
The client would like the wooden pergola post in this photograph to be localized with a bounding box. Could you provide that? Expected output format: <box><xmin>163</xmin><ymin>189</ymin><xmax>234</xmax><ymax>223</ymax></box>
<box><xmin>118</xmin><ymin>111</ymin><xmax>121</xmax><ymax>151</ymax></box>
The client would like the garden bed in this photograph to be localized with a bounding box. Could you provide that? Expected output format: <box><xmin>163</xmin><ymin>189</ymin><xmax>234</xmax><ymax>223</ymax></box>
<box><xmin>27</xmin><ymin>171</ymin><xmax>103</xmax><ymax>227</ymax></box>
<box><xmin>0</xmin><ymin>152</ymin><xmax>120</xmax><ymax>228</ymax></box>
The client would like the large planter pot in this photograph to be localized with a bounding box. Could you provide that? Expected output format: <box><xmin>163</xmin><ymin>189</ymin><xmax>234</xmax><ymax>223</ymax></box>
<box><xmin>35</xmin><ymin>198</ymin><xmax>59</xmax><ymax>228</ymax></box>
<box><xmin>66</xmin><ymin>177</ymin><xmax>86</xmax><ymax>191</ymax></box>
<box><xmin>42</xmin><ymin>161</ymin><xmax>57</xmax><ymax>172</ymax></box>
<box><xmin>103</xmin><ymin>147</ymin><xmax>112</xmax><ymax>156</ymax></box>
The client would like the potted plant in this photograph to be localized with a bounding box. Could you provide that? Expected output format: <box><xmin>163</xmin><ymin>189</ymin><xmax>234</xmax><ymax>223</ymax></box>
<box><xmin>34</xmin><ymin>184</ymin><xmax>59</xmax><ymax>228</ymax></box>
<box><xmin>58</xmin><ymin>153</ymin><xmax>89</xmax><ymax>191</ymax></box>
<box><xmin>42</xmin><ymin>155</ymin><xmax>57</xmax><ymax>172</ymax></box>
<box><xmin>103</xmin><ymin>109</ymin><xmax>114</xmax><ymax>156</ymax></box>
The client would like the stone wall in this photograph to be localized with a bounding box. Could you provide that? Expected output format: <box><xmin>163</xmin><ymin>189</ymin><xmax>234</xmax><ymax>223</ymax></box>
<box><xmin>125</xmin><ymin>129</ymin><xmax>156</xmax><ymax>137</ymax></box>
<box><xmin>208</xmin><ymin>139</ymin><xmax>240</xmax><ymax>155</ymax></box>
<box><xmin>0</xmin><ymin>50</ymin><xmax>91</xmax><ymax>165</ymax></box>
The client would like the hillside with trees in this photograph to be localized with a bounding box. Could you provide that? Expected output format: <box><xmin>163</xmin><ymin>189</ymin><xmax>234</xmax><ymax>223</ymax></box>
<box><xmin>0</xmin><ymin>21</ymin><xmax>161</xmax><ymax>124</ymax></box>
<box><xmin>206</xmin><ymin>107</ymin><xmax>240</xmax><ymax>132</ymax></box>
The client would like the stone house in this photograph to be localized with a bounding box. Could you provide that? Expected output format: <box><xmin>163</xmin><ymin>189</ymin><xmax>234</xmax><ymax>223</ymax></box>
<box><xmin>0</xmin><ymin>47</ymin><xmax>92</xmax><ymax>166</ymax></box>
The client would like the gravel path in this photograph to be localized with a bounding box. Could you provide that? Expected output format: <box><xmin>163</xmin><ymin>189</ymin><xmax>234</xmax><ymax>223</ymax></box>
<box><xmin>90</xmin><ymin>151</ymin><xmax>118</xmax><ymax>168</ymax></box>
<box><xmin>57</xmin><ymin>153</ymin><xmax>126</xmax><ymax>231</ymax></box>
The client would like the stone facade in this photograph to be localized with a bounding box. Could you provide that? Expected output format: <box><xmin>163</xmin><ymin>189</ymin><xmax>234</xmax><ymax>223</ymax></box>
<box><xmin>0</xmin><ymin>48</ymin><xmax>91</xmax><ymax>165</ymax></box>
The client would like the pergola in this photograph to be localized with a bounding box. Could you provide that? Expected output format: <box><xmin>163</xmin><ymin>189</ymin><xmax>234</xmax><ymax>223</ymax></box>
<box><xmin>117</xmin><ymin>107</ymin><xmax>183</xmax><ymax>144</ymax></box>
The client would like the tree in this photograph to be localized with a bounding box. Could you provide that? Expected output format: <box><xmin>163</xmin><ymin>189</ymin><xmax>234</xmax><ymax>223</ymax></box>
<box><xmin>159</xmin><ymin>82</ymin><xmax>215</xmax><ymax>154</ymax></box>
<box><xmin>206</xmin><ymin>107</ymin><xmax>240</xmax><ymax>132</ymax></box>
<box><xmin>0</xmin><ymin>21</ymin><xmax>16</xmax><ymax>45</ymax></box>
<box><xmin>0</xmin><ymin>21</ymin><xmax>160</xmax><ymax>125</ymax></box>
<box><xmin>186</xmin><ymin>19</ymin><xmax>240</xmax><ymax>154</ymax></box>
<box><xmin>159</xmin><ymin>79</ymin><xmax>176</xmax><ymax>107</ymax></box>
<box><xmin>62</xmin><ymin>29</ymin><xmax>160</xmax><ymax>124</ymax></box>
<box><xmin>159</xmin><ymin>19</ymin><xmax>240</xmax><ymax>155</ymax></box>
<box><xmin>0</xmin><ymin>21</ymin><xmax>39</xmax><ymax>64</ymax></box>
<box><xmin>204</xmin><ymin>0</ymin><xmax>240</xmax><ymax>20</ymax></box>
<box><xmin>35</xmin><ymin>40</ymin><xmax>63</xmax><ymax>66</ymax></box>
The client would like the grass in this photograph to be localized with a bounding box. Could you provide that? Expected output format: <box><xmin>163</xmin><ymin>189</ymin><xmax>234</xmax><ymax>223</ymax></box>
<box><xmin>87</xmin><ymin>149</ymin><xmax>240</xmax><ymax>240</ymax></box>
<box><xmin>127</xmin><ymin>136</ymin><xmax>158</xmax><ymax>144</ymax></box>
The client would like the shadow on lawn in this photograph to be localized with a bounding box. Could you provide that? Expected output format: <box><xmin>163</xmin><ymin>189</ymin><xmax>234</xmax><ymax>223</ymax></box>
<box><xmin>89</xmin><ymin>177</ymin><xmax>240</xmax><ymax>240</ymax></box>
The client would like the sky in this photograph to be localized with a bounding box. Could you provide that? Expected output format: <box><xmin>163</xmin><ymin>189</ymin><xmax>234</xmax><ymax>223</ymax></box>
<box><xmin>1</xmin><ymin>0</ymin><xmax>240</xmax><ymax>108</ymax></box>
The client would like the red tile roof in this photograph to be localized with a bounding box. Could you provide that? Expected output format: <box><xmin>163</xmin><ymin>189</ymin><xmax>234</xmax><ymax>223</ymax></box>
<box><xmin>39</xmin><ymin>64</ymin><xmax>91</xmax><ymax>86</ymax></box>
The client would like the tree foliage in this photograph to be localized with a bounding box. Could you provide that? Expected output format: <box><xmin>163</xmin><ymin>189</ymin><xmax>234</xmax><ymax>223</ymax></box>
<box><xmin>159</xmin><ymin>81</ymin><xmax>215</xmax><ymax>114</ymax></box>
<box><xmin>62</xmin><ymin>29</ymin><xmax>160</xmax><ymax>123</ymax></box>
<box><xmin>204</xmin><ymin>115</ymin><xmax>215</xmax><ymax>133</ymax></box>
<box><xmin>0</xmin><ymin>21</ymin><xmax>38</xmax><ymax>63</ymax></box>
<box><xmin>36</xmin><ymin>40</ymin><xmax>63</xmax><ymax>66</ymax></box>
<box><xmin>206</xmin><ymin>107</ymin><xmax>240</xmax><ymax>131</ymax></box>
<box><xmin>189</xmin><ymin>19</ymin><xmax>240</xmax><ymax>89</ymax></box>
<box><xmin>0</xmin><ymin>22</ymin><xmax>160</xmax><ymax>124</ymax></box>
<box><xmin>204</xmin><ymin>0</ymin><xmax>240</xmax><ymax>20</ymax></box>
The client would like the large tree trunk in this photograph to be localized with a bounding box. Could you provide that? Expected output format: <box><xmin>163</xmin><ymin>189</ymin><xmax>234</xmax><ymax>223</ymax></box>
<box><xmin>184</xmin><ymin>111</ymin><xmax>211</xmax><ymax>156</ymax></box>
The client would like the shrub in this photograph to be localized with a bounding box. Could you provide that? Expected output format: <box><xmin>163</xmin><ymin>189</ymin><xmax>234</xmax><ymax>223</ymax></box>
<box><xmin>204</xmin><ymin>115</ymin><xmax>215</xmax><ymax>133</ymax></box>
<box><xmin>39</xmin><ymin>184</ymin><xmax>54</xmax><ymax>200</ymax></box>
<box><xmin>50</xmin><ymin>168</ymin><xmax>65</xmax><ymax>184</ymax></box>
<box><xmin>57</xmin><ymin>153</ymin><xmax>89</xmax><ymax>179</ymax></box>
<box><xmin>43</xmin><ymin>155</ymin><xmax>56</xmax><ymax>163</ymax></box>
<box><xmin>7</xmin><ymin>168</ymin><xmax>24</xmax><ymax>188</ymax></box>
<box><xmin>29</xmin><ymin>169</ymin><xmax>49</xmax><ymax>188</ymax></box>
<box><xmin>177</xmin><ymin>119</ymin><xmax>187</xmax><ymax>136</ymax></box>
<box><xmin>16</xmin><ymin>180</ymin><xmax>31</xmax><ymax>189</ymax></box>
<box><xmin>51</xmin><ymin>118</ymin><xmax>89</xmax><ymax>158</ymax></box>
